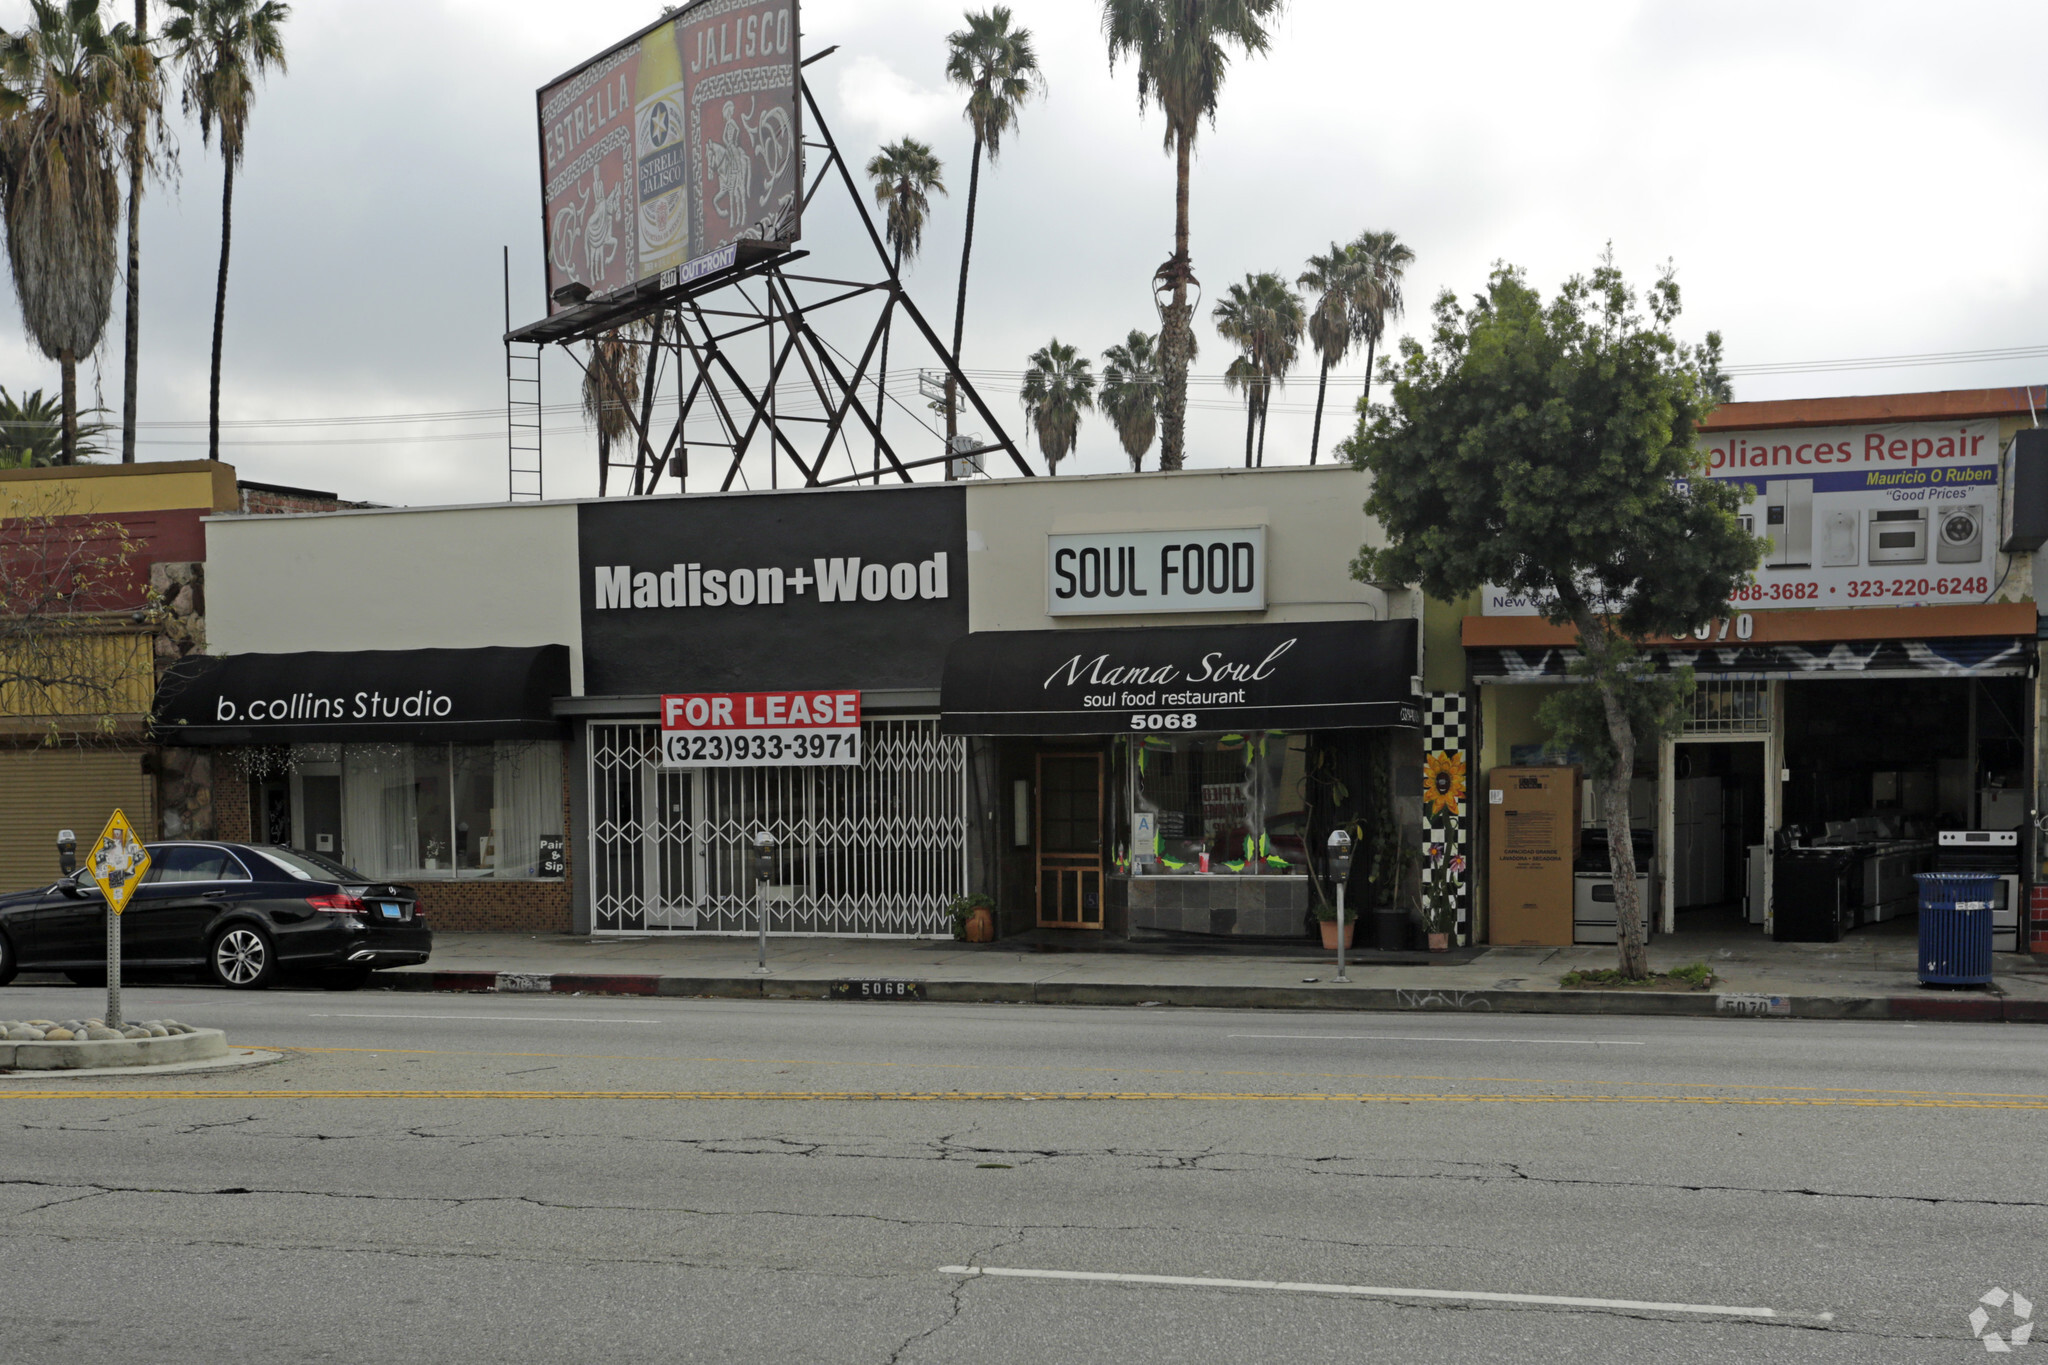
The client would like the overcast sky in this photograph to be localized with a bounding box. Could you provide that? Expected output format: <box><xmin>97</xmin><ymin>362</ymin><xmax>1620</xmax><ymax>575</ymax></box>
<box><xmin>3</xmin><ymin>0</ymin><xmax>2046</xmax><ymax>505</ymax></box>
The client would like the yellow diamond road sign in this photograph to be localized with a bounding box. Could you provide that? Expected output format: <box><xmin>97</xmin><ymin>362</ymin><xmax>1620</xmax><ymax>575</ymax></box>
<box><xmin>90</xmin><ymin>809</ymin><xmax>150</xmax><ymax>916</ymax></box>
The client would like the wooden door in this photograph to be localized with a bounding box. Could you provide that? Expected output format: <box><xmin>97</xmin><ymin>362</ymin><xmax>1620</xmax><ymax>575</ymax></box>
<box><xmin>1036</xmin><ymin>752</ymin><xmax>1103</xmax><ymax>929</ymax></box>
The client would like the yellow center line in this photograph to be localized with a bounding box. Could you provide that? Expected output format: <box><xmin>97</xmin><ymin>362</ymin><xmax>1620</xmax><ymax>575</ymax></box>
<box><xmin>249</xmin><ymin>1046</ymin><xmax>2048</xmax><ymax>1102</ymax></box>
<box><xmin>3</xmin><ymin>1089</ymin><xmax>2047</xmax><ymax>1109</ymax></box>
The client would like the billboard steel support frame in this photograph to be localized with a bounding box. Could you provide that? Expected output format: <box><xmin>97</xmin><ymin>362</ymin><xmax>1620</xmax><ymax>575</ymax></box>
<box><xmin>508</xmin><ymin>75</ymin><xmax>1030</xmax><ymax>496</ymax></box>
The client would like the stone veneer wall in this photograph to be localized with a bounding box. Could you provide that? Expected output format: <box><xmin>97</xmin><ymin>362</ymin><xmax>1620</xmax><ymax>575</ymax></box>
<box><xmin>205</xmin><ymin>746</ymin><xmax>573</xmax><ymax>934</ymax></box>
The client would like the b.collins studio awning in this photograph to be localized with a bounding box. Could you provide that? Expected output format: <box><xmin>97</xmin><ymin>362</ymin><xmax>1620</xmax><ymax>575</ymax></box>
<box><xmin>939</xmin><ymin>620</ymin><xmax>1420</xmax><ymax>735</ymax></box>
<box><xmin>152</xmin><ymin>646</ymin><xmax>571</xmax><ymax>745</ymax></box>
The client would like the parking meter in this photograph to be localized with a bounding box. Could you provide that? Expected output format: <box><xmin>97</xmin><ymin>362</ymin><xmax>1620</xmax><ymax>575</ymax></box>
<box><xmin>752</xmin><ymin>833</ymin><xmax>775</xmax><ymax>973</ymax></box>
<box><xmin>57</xmin><ymin>829</ymin><xmax>76</xmax><ymax>877</ymax></box>
<box><xmin>1327</xmin><ymin>829</ymin><xmax>1355</xmax><ymax>982</ymax></box>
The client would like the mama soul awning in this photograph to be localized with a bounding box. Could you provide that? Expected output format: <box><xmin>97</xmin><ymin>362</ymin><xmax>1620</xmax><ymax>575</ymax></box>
<box><xmin>940</xmin><ymin>620</ymin><xmax>1419</xmax><ymax>736</ymax></box>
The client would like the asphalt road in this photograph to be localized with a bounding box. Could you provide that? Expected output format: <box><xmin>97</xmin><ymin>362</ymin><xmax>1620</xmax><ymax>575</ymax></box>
<box><xmin>2</xmin><ymin>979</ymin><xmax>2044</xmax><ymax>1363</ymax></box>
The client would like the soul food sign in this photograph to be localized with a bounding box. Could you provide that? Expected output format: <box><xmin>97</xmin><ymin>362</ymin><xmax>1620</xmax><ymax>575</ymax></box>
<box><xmin>1047</xmin><ymin>528</ymin><xmax>1265</xmax><ymax>616</ymax></box>
<box><xmin>661</xmin><ymin>690</ymin><xmax>861</xmax><ymax>766</ymax></box>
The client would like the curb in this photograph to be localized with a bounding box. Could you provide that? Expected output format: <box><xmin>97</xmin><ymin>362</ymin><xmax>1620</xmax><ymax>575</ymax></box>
<box><xmin>379</xmin><ymin>971</ymin><xmax>2048</xmax><ymax>1023</ymax></box>
<box><xmin>0</xmin><ymin>1028</ymin><xmax>230</xmax><ymax>1071</ymax></box>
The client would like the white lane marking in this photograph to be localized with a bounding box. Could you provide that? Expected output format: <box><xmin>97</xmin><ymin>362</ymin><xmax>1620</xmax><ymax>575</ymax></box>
<box><xmin>310</xmin><ymin>1013</ymin><xmax>667</xmax><ymax>1024</ymax></box>
<box><xmin>938</xmin><ymin>1266</ymin><xmax>1778</xmax><ymax>1318</ymax></box>
<box><xmin>1228</xmin><ymin>1033</ymin><xmax>1644</xmax><ymax>1046</ymax></box>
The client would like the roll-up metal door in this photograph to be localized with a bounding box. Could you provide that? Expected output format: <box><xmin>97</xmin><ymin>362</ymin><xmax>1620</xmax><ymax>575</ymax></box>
<box><xmin>0</xmin><ymin>749</ymin><xmax>156</xmax><ymax>894</ymax></box>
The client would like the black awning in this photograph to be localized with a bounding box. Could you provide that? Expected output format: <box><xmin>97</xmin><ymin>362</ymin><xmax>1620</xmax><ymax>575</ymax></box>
<box><xmin>152</xmin><ymin>646</ymin><xmax>571</xmax><ymax>745</ymax></box>
<box><xmin>940</xmin><ymin>620</ymin><xmax>1420</xmax><ymax>736</ymax></box>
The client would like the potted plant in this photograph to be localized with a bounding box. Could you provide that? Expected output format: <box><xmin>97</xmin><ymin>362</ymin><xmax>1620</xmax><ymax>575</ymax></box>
<box><xmin>1421</xmin><ymin>844</ymin><xmax>1464</xmax><ymax>952</ymax></box>
<box><xmin>948</xmin><ymin>893</ymin><xmax>997</xmax><ymax>943</ymax></box>
<box><xmin>1312</xmin><ymin>889</ymin><xmax>1355</xmax><ymax>951</ymax></box>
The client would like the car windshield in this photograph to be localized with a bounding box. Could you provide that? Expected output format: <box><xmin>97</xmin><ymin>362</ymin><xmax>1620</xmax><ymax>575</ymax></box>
<box><xmin>253</xmin><ymin>846</ymin><xmax>370</xmax><ymax>883</ymax></box>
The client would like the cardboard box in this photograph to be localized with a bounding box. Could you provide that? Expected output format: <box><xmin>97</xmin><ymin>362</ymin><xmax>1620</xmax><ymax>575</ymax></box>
<box><xmin>1488</xmin><ymin>766</ymin><xmax>1581</xmax><ymax>946</ymax></box>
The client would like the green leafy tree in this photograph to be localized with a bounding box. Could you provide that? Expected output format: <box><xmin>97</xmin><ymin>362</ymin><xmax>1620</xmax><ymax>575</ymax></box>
<box><xmin>1019</xmin><ymin>338</ymin><xmax>1094</xmax><ymax>474</ymax></box>
<box><xmin>162</xmin><ymin>0</ymin><xmax>289</xmax><ymax>462</ymax></box>
<box><xmin>943</xmin><ymin>7</ymin><xmax>1042</xmax><ymax>453</ymax></box>
<box><xmin>0</xmin><ymin>0</ymin><xmax>151</xmax><ymax>464</ymax></box>
<box><xmin>1349</xmin><ymin>228</ymin><xmax>1412</xmax><ymax>413</ymax></box>
<box><xmin>1212</xmin><ymin>270</ymin><xmax>1302</xmax><ymax>467</ymax></box>
<box><xmin>1101</xmin><ymin>0</ymin><xmax>1282</xmax><ymax>471</ymax></box>
<box><xmin>866</xmin><ymin>136</ymin><xmax>945</xmax><ymax>473</ymax></box>
<box><xmin>1099</xmin><ymin>328</ymin><xmax>1160</xmax><ymax>471</ymax></box>
<box><xmin>1347</xmin><ymin>256</ymin><xmax>1758</xmax><ymax>978</ymax></box>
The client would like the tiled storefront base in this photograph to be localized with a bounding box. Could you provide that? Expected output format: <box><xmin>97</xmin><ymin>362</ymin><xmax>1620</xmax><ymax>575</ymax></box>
<box><xmin>414</xmin><ymin>879</ymin><xmax>570</xmax><ymax>933</ymax></box>
<box><xmin>1124</xmin><ymin>875</ymin><xmax>1311</xmax><ymax>939</ymax></box>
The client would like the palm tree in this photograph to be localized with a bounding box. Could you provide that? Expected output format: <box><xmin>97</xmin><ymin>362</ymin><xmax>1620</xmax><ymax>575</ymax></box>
<box><xmin>1213</xmin><ymin>271</ymin><xmax>1303</xmax><ymax>467</ymax></box>
<box><xmin>581</xmin><ymin>325</ymin><xmax>644</xmax><ymax>497</ymax></box>
<box><xmin>1348</xmin><ymin>229</ymin><xmax>1413</xmax><ymax>413</ymax></box>
<box><xmin>865</xmin><ymin>136</ymin><xmax>944</xmax><ymax>478</ymax></box>
<box><xmin>0</xmin><ymin>383</ymin><xmax>105</xmax><ymax>464</ymax></box>
<box><xmin>118</xmin><ymin>0</ymin><xmax>167</xmax><ymax>465</ymax></box>
<box><xmin>1099</xmin><ymin>329</ymin><xmax>1160</xmax><ymax>472</ymax></box>
<box><xmin>1019</xmin><ymin>338</ymin><xmax>1094</xmax><ymax>475</ymax></box>
<box><xmin>1102</xmin><ymin>0</ymin><xmax>1282</xmax><ymax>471</ymax></box>
<box><xmin>0</xmin><ymin>0</ymin><xmax>151</xmax><ymax>464</ymax></box>
<box><xmin>162</xmin><ymin>0</ymin><xmax>289</xmax><ymax>463</ymax></box>
<box><xmin>1298</xmin><ymin>243</ymin><xmax>1354</xmax><ymax>465</ymax></box>
<box><xmin>943</xmin><ymin>8</ymin><xmax>1042</xmax><ymax>451</ymax></box>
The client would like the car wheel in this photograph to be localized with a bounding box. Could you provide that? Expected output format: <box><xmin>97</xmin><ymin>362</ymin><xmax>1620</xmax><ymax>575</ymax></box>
<box><xmin>0</xmin><ymin>931</ymin><xmax>16</xmax><ymax>987</ymax></box>
<box><xmin>209</xmin><ymin>925</ymin><xmax>277</xmax><ymax>990</ymax></box>
<box><xmin>320</xmin><ymin>966</ymin><xmax>372</xmax><ymax>992</ymax></box>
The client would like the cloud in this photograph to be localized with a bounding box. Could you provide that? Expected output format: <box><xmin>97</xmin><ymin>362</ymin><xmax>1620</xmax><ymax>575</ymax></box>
<box><xmin>833</xmin><ymin>54</ymin><xmax>957</xmax><ymax>146</ymax></box>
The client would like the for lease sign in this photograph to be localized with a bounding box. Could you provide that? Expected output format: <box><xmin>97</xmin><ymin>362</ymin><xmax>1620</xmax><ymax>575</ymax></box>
<box><xmin>660</xmin><ymin>690</ymin><xmax>861</xmax><ymax>766</ymax></box>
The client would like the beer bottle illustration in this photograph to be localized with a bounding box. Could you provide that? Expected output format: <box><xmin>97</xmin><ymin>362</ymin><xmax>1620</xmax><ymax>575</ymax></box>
<box><xmin>635</xmin><ymin>21</ymin><xmax>691</xmax><ymax>275</ymax></box>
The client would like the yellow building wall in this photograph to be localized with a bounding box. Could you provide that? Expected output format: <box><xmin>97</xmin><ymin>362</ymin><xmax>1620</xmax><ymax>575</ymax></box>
<box><xmin>0</xmin><ymin>460</ymin><xmax>237</xmax><ymax>519</ymax></box>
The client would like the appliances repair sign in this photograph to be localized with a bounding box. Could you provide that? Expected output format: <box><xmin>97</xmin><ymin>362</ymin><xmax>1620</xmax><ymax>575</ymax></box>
<box><xmin>1483</xmin><ymin>420</ymin><xmax>2001</xmax><ymax>614</ymax></box>
<box><xmin>660</xmin><ymin>690</ymin><xmax>861</xmax><ymax>766</ymax></box>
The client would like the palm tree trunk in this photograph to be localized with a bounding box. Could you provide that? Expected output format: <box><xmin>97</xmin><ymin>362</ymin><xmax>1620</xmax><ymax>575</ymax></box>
<box><xmin>59</xmin><ymin>351</ymin><xmax>77</xmax><ymax>465</ymax></box>
<box><xmin>1158</xmin><ymin>129</ymin><xmax>1193</xmax><ymax>472</ymax></box>
<box><xmin>208</xmin><ymin>157</ymin><xmax>235</xmax><ymax>463</ymax></box>
<box><xmin>121</xmin><ymin>0</ymin><xmax>145</xmax><ymax>464</ymax></box>
<box><xmin>1361</xmin><ymin>333</ymin><xmax>1377</xmax><ymax>412</ymax></box>
<box><xmin>1308</xmin><ymin>355</ymin><xmax>1330</xmax><ymax>465</ymax></box>
<box><xmin>875</xmin><ymin>241</ymin><xmax>899</xmax><ymax>485</ymax></box>
<box><xmin>1242</xmin><ymin>392</ymin><xmax>1255</xmax><ymax>468</ymax></box>
<box><xmin>946</xmin><ymin>130</ymin><xmax>985</xmax><ymax>463</ymax></box>
<box><xmin>1256</xmin><ymin>390</ymin><xmax>1270</xmax><ymax>468</ymax></box>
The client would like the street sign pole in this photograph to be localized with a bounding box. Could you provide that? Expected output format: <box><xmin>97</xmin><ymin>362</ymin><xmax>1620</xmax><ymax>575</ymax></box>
<box><xmin>88</xmin><ymin>809</ymin><xmax>150</xmax><ymax>1033</ymax></box>
<box><xmin>106</xmin><ymin>908</ymin><xmax>122</xmax><ymax>1030</ymax></box>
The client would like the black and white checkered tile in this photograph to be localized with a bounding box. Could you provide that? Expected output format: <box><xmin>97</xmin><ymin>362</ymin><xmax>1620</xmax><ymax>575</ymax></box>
<box><xmin>1422</xmin><ymin>692</ymin><xmax>1470</xmax><ymax>934</ymax></box>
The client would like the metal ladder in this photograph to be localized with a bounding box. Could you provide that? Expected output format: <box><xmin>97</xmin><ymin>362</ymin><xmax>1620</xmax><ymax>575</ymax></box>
<box><xmin>504</xmin><ymin>247</ymin><xmax>543</xmax><ymax>501</ymax></box>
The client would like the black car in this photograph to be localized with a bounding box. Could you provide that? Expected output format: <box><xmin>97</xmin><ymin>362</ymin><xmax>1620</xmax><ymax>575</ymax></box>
<box><xmin>0</xmin><ymin>842</ymin><xmax>431</xmax><ymax>991</ymax></box>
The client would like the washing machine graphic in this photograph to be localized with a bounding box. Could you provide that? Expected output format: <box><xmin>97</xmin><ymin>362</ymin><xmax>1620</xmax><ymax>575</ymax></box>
<box><xmin>1936</xmin><ymin>503</ymin><xmax>1983</xmax><ymax>563</ymax></box>
<box><xmin>1820</xmin><ymin>508</ymin><xmax>1860</xmax><ymax>567</ymax></box>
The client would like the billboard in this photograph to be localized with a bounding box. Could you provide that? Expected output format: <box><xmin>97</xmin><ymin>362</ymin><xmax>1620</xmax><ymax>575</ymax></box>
<box><xmin>537</xmin><ymin>0</ymin><xmax>800</xmax><ymax>314</ymax></box>
<box><xmin>1482</xmin><ymin>420</ymin><xmax>2004</xmax><ymax>615</ymax></box>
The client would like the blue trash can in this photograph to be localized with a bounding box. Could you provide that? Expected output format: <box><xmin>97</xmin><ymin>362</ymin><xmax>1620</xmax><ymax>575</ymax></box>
<box><xmin>1915</xmin><ymin>872</ymin><xmax>1998</xmax><ymax>987</ymax></box>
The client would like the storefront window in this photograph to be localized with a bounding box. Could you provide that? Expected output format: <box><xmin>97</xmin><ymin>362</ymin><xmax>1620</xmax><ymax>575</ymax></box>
<box><xmin>1126</xmin><ymin>732</ymin><xmax>1309</xmax><ymax>874</ymax></box>
<box><xmin>321</xmin><ymin>741</ymin><xmax>563</xmax><ymax>880</ymax></box>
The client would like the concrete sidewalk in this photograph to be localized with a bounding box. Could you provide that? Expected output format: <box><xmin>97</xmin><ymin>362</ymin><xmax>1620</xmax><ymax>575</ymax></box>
<box><xmin>382</xmin><ymin>929</ymin><xmax>2048</xmax><ymax>1023</ymax></box>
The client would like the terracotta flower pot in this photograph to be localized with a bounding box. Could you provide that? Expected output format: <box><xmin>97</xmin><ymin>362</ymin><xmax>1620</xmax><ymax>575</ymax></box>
<box><xmin>1319</xmin><ymin>919</ymin><xmax>1357</xmax><ymax>950</ymax></box>
<box><xmin>1427</xmin><ymin>931</ymin><xmax>1450</xmax><ymax>952</ymax></box>
<box><xmin>963</xmin><ymin>905</ymin><xmax>996</xmax><ymax>943</ymax></box>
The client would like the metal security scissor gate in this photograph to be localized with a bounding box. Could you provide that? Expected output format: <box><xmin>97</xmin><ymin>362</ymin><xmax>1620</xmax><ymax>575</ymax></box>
<box><xmin>587</xmin><ymin>719</ymin><xmax>965</xmax><ymax>936</ymax></box>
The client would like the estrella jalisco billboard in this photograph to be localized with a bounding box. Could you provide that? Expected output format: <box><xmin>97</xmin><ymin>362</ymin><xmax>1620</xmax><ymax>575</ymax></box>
<box><xmin>536</xmin><ymin>0</ymin><xmax>800</xmax><ymax>313</ymax></box>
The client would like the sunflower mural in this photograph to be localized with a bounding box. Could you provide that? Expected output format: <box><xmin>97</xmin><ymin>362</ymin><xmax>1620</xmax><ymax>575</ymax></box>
<box><xmin>1423</xmin><ymin>750</ymin><xmax>1467</xmax><ymax>818</ymax></box>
